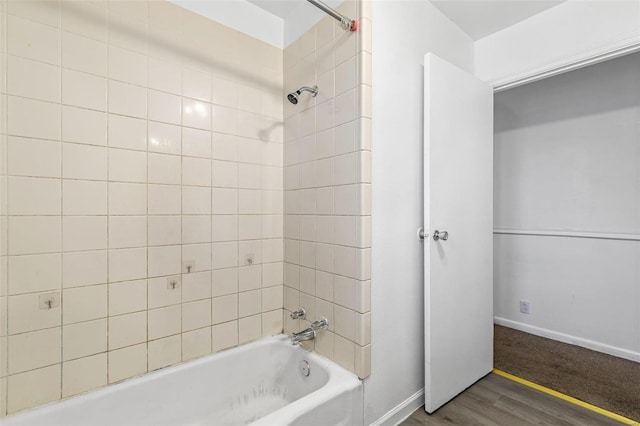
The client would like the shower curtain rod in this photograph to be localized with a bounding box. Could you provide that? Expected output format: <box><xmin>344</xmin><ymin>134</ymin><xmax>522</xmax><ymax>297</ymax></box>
<box><xmin>306</xmin><ymin>0</ymin><xmax>358</xmax><ymax>32</ymax></box>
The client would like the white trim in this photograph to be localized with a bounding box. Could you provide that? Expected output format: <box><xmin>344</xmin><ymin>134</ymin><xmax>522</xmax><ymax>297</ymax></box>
<box><xmin>494</xmin><ymin>317</ymin><xmax>640</xmax><ymax>363</ymax></box>
<box><xmin>492</xmin><ymin>33</ymin><xmax>640</xmax><ymax>92</ymax></box>
<box><xmin>369</xmin><ymin>388</ymin><xmax>425</xmax><ymax>426</ymax></box>
<box><xmin>493</xmin><ymin>229</ymin><xmax>640</xmax><ymax>242</ymax></box>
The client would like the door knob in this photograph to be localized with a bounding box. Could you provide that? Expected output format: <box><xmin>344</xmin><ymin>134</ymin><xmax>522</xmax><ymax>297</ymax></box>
<box><xmin>433</xmin><ymin>230</ymin><xmax>448</xmax><ymax>241</ymax></box>
<box><xmin>417</xmin><ymin>228</ymin><xmax>428</xmax><ymax>240</ymax></box>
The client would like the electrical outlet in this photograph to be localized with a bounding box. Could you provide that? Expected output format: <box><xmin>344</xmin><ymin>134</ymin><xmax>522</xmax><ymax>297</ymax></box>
<box><xmin>167</xmin><ymin>276</ymin><xmax>181</xmax><ymax>290</ymax></box>
<box><xmin>520</xmin><ymin>300</ymin><xmax>531</xmax><ymax>314</ymax></box>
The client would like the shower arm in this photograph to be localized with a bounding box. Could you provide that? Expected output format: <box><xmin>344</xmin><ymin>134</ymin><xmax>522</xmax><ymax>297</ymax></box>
<box><xmin>306</xmin><ymin>0</ymin><xmax>358</xmax><ymax>32</ymax></box>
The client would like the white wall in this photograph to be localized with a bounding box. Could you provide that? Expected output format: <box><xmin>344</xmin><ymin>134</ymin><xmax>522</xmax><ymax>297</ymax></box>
<box><xmin>475</xmin><ymin>0</ymin><xmax>640</xmax><ymax>88</ymax></box>
<box><xmin>494</xmin><ymin>52</ymin><xmax>640</xmax><ymax>361</ymax></box>
<box><xmin>367</xmin><ymin>1</ymin><xmax>474</xmax><ymax>424</ymax></box>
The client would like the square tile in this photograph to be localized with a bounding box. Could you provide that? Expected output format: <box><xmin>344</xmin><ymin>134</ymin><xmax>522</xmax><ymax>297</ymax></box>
<box><xmin>108</xmin><ymin>148</ymin><xmax>147</xmax><ymax>183</ymax></box>
<box><xmin>8</xmin><ymin>96</ymin><xmax>61</xmax><ymax>140</ymax></box>
<box><xmin>183</xmin><ymin>128</ymin><xmax>212</xmax><ymax>159</ymax></box>
<box><xmin>148</xmin><ymin>334</ymin><xmax>181</xmax><ymax>371</ymax></box>
<box><xmin>148</xmin><ymin>245</ymin><xmax>181</xmax><ymax>277</ymax></box>
<box><xmin>8</xmin><ymin>328</ymin><xmax>61</xmax><ymax>374</ymax></box>
<box><xmin>109</xmin><ymin>80</ymin><xmax>146</xmax><ymax>119</ymax></box>
<box><xmin>182</xmin><ymin>186</ymin><xmax>212</xmax><ymax>215</ymax></box>
<box><xmin>108</xmin><ymin>183</ymin><xmax>147</xmax><ymax>215</ymax></box>
<box><xmin>183</xmin><ymin>157</ymin><xmax>212</xmax><ymax>187</ymax></box>
<box><xmin>183</xmin><ymin>98</ymin><xmax>212</xmax><ymax>131</ymax></box>
<box><xmin>62</xmin><ymin>216</ymin><xmax>107</xmax><ymax>252</ymax></box>
<box><xmin>182</xmin><ymin>243</ymin><xmax>212</xmax><ymax>272</ymax></box>
<box><xmin>148</xmin><ymin>276</ymin><xmax>181</xmax><ymax>309</ymax></box>
<box><xmin>212</xmin><ymin>320</ymin><xmax>237</xmax><ymax>352</ymax></box>
<box><xmin>8</xmin><ymin>137</ymin><xmax>61</xmax><ymax>178</ymax></box>
<box><xmin>148</xmin><ymin>57</ymin><xmax>181</xmax><ymax>95</ymax></box>
<box><xmin>7</xmin><ymin>365</ymin><xmax>60</xmax><ymax>414</ymax></box>
<box><xmin>212</xmin><ymin>268</ymin><xmax>238</xmax><ymax>297</ymax></box>
<box><xmin>212</xmin><ymin>294</ymin><xmax>237</xmax><ymax>324</ymax></box>
<box><xmin>8</xmin><ymin>15</ymin><xmax>61</xmax><ymax>65</ymax></box>
<box><xmin>148</xmin><ymin>153</ymin><xmax>181</xmax><ymax>185</ymax></box>
<box><xmin>63</xmin><ymin>250</ymin><xmax>107</xmax><ymax>288</ymax></box>
<box><xmin>108</xmin><ymin>45</ymin><xmax>147</xmax><ymax>86</ymax></box>
<box><xmin>62</xmin><ymin>31</ymin><xmax>107</xmax><ymax>76</ymax></box>
<box><xmin>8</xmin><ymin>293</ymin><xmax>61</xmax><ymax>334</ymax></box>
<box><xmin>148</xmin><ymin>122</ymin><xmax>181</xmax><ymax>155</ymax></box>
<box><xmin>148</xmin><ymin>216</ymin><xmax>181</xmax><ymax>246</ymax></box>
<box><xmin>108</xmin><ymin>343</ymin><xmax>146</xmax><ymax>383</ymax></box>
<box><xmin>183</xmin><ymin>67</ymin><xmax>211</xmax><ymax>102</ymax></box>
<box><xmin>238</xmin><ymin>315</ymin><xmax>261</xmax><ymax>344</ymax></box>
<box><xmin>211</xmin><ymin>242</ymin><xmax>238</xmax><ymax>270</ymax></box>
<box><xmin>62</xmin><ymin>143</ymin><xmax>107</xmax><ymax>181</ymax></box>
<box><xmin>8</xmin><ymin>177</ymin><xmax>61</xmax><ymax>216</ymax></box>
<box><xmin>182</xmin><ymin>271</ymin><xmax>212</xmax><ymax>302</ymax></box>
<box><xmin>109</xmin><ymin>279</ymin><xmax>147</xmax><ymax>316</ymax></box>
<box><xmin>108</xmin><ymin>247</ymin><xmax>147</xmax><ymax>282</ymax></box>
<box><xmin>182</xmin><ymin>299</ymin><xmax>211</xmax><ymax>332</ymax></box>
<box><xmin>63</xmin><ymin>284</ymin><xmax>107</xmax><ymax>325</ymax></box>
<box><xmin>8</xmin><ymin>56</ymin><xmax>60</xmax><ymax>102</ymax></box>
<box><xmin>8</xmin><ymin>254</ymin><xmax>61</xmax><ymax>295</ymax></box>
<box><xmin>108</xmin><ymin>216</ymin><xmax>146</xmax><ymax>249</ymax></box>
<box><xmin>108</xmin><ymin>115</ymin><xmax>147</xmax><ymax>151</ymax></box>
<box><xmin>108</xmin><ymin>311</ymin><xmax>147</xmax><ymax>350</ymax></box>
<box><xmin>182</xmin><ymin>327</ymin><xmax>211</xmax><ymax>361</ymax></box>
<box><xmin>62</xmin><ymin>69</ymin><xmax>107</xmax><ymax>111</ymax></box>
<box><xmin>63</xmin><ymin>319</ymin><xmax>107</xmax><ymax>361</ymax></box>
<box><xmin>148</xmin><ymin>305</ymin><xmax>181</xmax><ymax>340</ymax></box>
<box><xmin>62</xmin><ymin>353</ymin><xmax>107</xmax><ymax>397</ymax></box>
<box><xmin>63</xmin><ymin>180</ymin><xmax>107</xmax><ymax>215</ymax></box>
<box><xmin>8</xmin><ymin>216</ymin><xmax>61</xmax><ymax>255</ymax></box>
<box><xmin>239</xmin><ymin>290</ymin><xmax>261</xmax><ymax>318</ymax></box>
<box><xmin>148</xmin><ymin>185</ymin><xmax>181</xmax><ymax>215</ymax></box>
<box><xmin>149</xmin><ymin>90</ymin><xmax>181</xmax><ymax>125</ymax></box>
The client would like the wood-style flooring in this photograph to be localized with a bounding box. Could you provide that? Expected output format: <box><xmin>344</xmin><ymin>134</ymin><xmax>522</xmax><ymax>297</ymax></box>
<box><xmin>402</xmin><ymin>373</ymin><xmax>625</xmax><ymax>425</ymax></box>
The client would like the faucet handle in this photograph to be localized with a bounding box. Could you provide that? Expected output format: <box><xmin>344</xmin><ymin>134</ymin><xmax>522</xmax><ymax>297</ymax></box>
<box><xmin>310</xmin><ymin>317</ymin><xmax>329</xmax><ymax>330</ymax></box>
<box><xmin>290</xmin><ymin>308</ymin><xmax>306</xmax><ymax>320</ymax></box>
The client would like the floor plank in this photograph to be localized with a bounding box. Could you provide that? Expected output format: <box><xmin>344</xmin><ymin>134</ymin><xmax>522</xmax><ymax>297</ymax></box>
<box><xmin>402</xmin><ymin>373</ymin><xmax>625</xmax><ymax>425</ymax></box>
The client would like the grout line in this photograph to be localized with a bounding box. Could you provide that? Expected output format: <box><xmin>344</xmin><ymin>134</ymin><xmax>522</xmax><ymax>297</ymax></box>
<box><xmin>492</xmin><ymin>369</ymin><xmax>640</xmax><ymax>426</ymax></box>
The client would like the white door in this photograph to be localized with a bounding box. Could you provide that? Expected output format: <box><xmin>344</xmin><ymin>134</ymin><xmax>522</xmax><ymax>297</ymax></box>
<box><xmin>423</xmin><ymin>53</ymin><xmax>494</xmax><ymax>413</ymax></box>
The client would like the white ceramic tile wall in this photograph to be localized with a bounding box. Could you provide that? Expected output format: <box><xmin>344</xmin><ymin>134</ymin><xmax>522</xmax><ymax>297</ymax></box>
<box><xmin>0</xmin><ymin>0</ymin><xmax>284</xmax><ymax>416</ymax></box>
<box><xmin>282</xmin><ymin>0</ymin><xmax>372</xmax><ymax>378</ymax></box>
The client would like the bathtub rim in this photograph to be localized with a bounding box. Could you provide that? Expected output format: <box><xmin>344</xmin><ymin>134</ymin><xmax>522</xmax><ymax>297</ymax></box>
<box><xmin>0</xmin><ymin>334</ymin><xmax>362</xmax><ymax>425</ymax></box>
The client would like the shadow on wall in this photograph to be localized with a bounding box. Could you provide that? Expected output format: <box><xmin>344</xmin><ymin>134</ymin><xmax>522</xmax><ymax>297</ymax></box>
<box><xmin>495</xmin><ymin>52</ymin><xmax>640</xmax><ymax>133</ymax></box>
<box><xmin>63</xmin><ymin>0</ymin><xmax>284</xmax><ymax>103</ymax></box>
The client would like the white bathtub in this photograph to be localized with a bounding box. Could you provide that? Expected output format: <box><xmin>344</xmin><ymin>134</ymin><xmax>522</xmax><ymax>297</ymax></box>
<box><xmin>1</xmin><ymin>335</ymin><xmax>363</xmax><ymax>426</ymax></box>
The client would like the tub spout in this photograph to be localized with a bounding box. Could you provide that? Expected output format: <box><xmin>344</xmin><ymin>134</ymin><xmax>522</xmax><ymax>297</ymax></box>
<box><xmin>290</xmin><ymin>328</ymin><xmax>316</xmax><ymax>345</ymax></box>
<box><xmin>289</xmin><ymin>317</ymin><xmax>329</xmax><ymax>345</ymax></box>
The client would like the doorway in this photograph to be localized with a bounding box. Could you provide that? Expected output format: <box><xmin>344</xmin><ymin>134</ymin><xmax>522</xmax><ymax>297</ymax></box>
<box><xmin>492</xmin><ymin>51</ymin><xmax>640</xmax><ymax>419</ymax></box>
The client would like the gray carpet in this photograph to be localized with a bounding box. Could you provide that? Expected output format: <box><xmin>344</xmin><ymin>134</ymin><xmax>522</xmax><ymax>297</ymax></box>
<box><xmin>494</xmin><ymin>325</ymin><xmax>640</xmax><ymax>421</ymax></box>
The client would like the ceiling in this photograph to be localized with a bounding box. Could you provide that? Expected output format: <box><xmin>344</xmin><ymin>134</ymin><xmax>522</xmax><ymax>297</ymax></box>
<box><xmin>431</xmin><ymin>0</ymin><xmax>567</xmax><ymax>40</ymax></box>
<box><xmin>246</xmin><ymin>0</ymin><xmax>298</xmax><ymax>19</ymax></box>
<box><xmin>245</xmin><ymin>0</ymin><xmax>568</xmax><ymax>41</ymax></box>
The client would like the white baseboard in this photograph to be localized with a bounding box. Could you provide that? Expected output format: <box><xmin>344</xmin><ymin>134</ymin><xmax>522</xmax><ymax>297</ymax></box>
<box><xmin>369</xmin><ymin>388</ymin><xmax>424</xmax><ymax>426</ymax></box>
<box><xmin>494</xmin><ymin>317</ymin><xmax>640</xmax><ymax>363</ymax></box>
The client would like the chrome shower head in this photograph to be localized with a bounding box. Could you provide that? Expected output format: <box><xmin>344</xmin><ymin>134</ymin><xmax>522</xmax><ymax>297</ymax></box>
<box><xmin>287</xmin><ymin>92</ymin><xmax>299</xmax><ymax>105</ymax></box>
<box><xmin>287</xmin><ymin>86</ymin><xmax>318</xmax><ymax>105</ymax></box>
